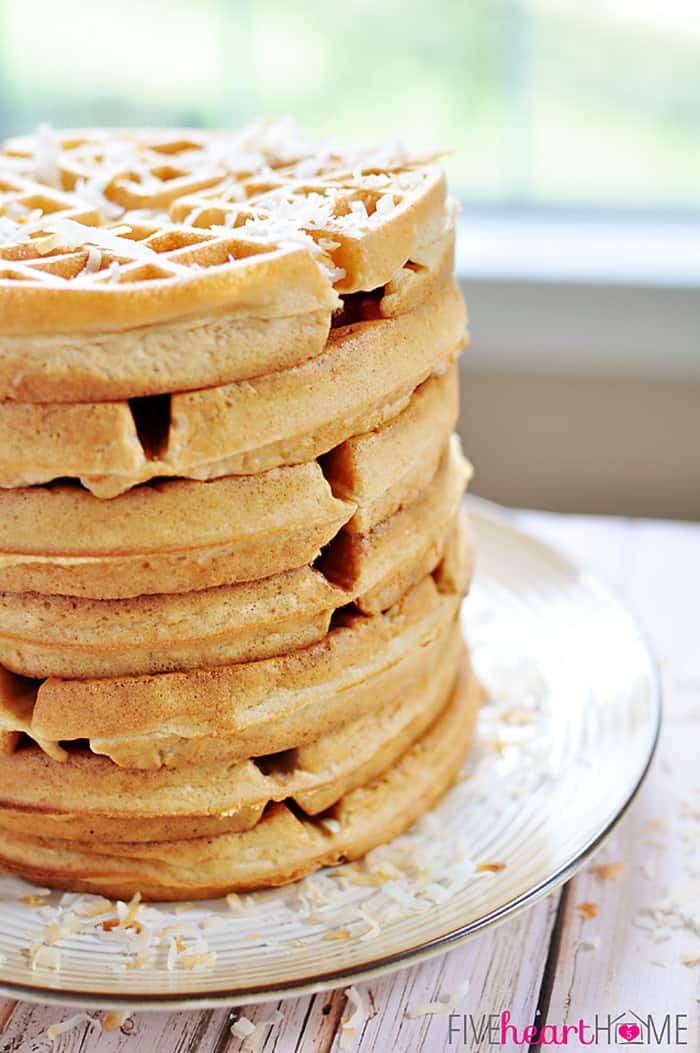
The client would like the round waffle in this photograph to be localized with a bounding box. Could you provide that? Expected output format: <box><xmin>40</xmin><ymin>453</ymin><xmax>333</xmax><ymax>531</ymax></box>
<box><xmin>321</xmin><ymin>435</ymin><xmax>470</xmax><ymax>614</ymax></box>
<box><xmin>0</xmin><ymin>366</ymin><xmax>456</xmax><ymax>599</ymax></box>
<box><xmin>0</xmin><ymin>567</ymin><xmax>346</xmax><ymax>680</ymax></box>
<box><xmin>0</xmin><ymin>464</ymin><xmax>353</xmax><ymax>598</ymax></box>
<box><xmin>0</xmin><ymin>276</ymin><xmax>465</xmax><ymax>496</ymax></box>
<box><xmin>0</xmin><ymin>637</ymin><xmax>466</xmax><ymax>844</ymax></box>
<box><xmin>0</xmin><ymin>367</ymin><xmax>462</xmax><ymax>601</ymax></box>
<box><xmin>0</xmin><ymin>441</ymin><xmax>468</xmax><ymax>680</ymax></box>
<box><xmin>0</xmin><ymin>658</ymin><xmax>481</xmax><ymax>900</ymax></box>
<box><xmin>322</xmin><ymin>363</ymin><xmax>459</xmax><ymax>534</ymax></box>
<box><xmin>0</xmin><ymin>123</ymin><xmax>450</xmax><ymax>400</ymax></box>
<box><xmin>0</xmin><ymin>518</ymin><xmax>471</xmax><ymax>765</ymax></box>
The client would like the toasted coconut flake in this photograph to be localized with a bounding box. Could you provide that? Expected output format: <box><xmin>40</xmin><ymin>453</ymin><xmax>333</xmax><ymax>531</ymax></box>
<box><xmin>180</xmin><ymin>951</ymin><xmax>216</xmax><ymax>971</ymax></box>
<box><xmin>19</xmin><ymin>895</ymin><xmax>48</xmax><ymax>907</ymax></box>
<box><xmin>592</xmin><ymin>862</ymin><xmax>626</xmax><ymax>880</ymax></box>
<box><xmin>102</xmin><ymin>1010</ymin><xmax>131</xmax><ymax>1032</ymax></box>
<box><xmin>35</xmin><ymin>123</ymin><xmax>61</xmax><ymax>188</ymax></box>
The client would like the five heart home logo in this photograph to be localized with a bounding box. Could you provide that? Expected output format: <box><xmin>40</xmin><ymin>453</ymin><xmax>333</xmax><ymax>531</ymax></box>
<box><xmin>447</xmin><ymin>1008</ymin><xmax>691</xmax><ymax>1046</ymax></box>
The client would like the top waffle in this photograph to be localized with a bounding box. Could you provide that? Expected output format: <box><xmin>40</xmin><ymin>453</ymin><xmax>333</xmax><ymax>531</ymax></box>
<box><xmin>0</xmin><ymin>121</ymin><xmax>450</xmax><ymax>401</ymax></box>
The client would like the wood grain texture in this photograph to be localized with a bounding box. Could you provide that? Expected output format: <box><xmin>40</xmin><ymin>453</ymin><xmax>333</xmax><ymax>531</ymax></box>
<box><xmin>0</xmin><ymin>511</ymin><xmax>694</xmax><ymax>1052</ymax></box>
<box><xmin>521</xmin><ymin>515</ymin><xmax>700</xmax><ymax>1039</ymax></box>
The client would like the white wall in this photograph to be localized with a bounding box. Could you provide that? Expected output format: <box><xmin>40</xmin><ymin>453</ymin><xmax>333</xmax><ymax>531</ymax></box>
<box><xmin>456</xmin><ymin>271</ymin><xmax>700</xmax><ymax>520</ymax></box>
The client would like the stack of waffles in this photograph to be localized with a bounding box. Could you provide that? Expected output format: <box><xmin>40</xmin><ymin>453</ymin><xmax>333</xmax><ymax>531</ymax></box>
<box><xmin>0</xmin><ymin>121</ymin><xmax>481</xmax><ymax>901</ymax></box>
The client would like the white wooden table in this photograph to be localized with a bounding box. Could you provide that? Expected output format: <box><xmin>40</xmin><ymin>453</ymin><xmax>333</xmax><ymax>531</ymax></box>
<box><xmin>1</xmin><ymin>510</ymin><xmax>698</xmax><ymax>1052</ymax></box>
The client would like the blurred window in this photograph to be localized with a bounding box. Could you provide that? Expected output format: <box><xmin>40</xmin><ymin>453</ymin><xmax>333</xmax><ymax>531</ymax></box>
<box><xmin>0</xmin><ymin>0</ymin><xmax>697</xmax><ymax>212</ymax></box>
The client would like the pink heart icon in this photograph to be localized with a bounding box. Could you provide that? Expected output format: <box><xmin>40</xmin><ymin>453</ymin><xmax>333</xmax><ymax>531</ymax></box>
<box><xmin>618</xmin><ymin>1023</ymin><xmax>641</xmax><ymax>1042</ymax></box>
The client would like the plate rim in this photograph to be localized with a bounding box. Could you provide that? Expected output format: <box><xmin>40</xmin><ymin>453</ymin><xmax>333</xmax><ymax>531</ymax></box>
<box><xmin>0</xmin><ymin>501</ymin><xmax>662</xmax><ymax>1011</ymax></box>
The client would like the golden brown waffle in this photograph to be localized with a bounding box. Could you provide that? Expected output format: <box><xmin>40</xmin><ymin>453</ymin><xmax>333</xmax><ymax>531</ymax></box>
<box><xmin>0</xmin><ymin>476</ymin><xmax>470</xmax><ymax>680</ymax></box>
<box><xmin>321</xmin><ymin>436</ymin><xmax>470</xmax><ymax>614</ymax></box>
<box><xmin>0</xmin><ymin>464</ymin><xmax>353</xmax><ymax>598</ymax></box>
<box><xmin>0</xmin><ymin>276</ymin><xmax>465</xmax><ymax>496</ymax></box>
<box><xmin>0</xmin><ymin>567</ymin><xmax>346</xmax><ymax>680</ymax></box>
<box><xmin>0</xmin><ymin>639</ymin><xmax>465</xmax><ymax>844</ymax></box>
<box><xmin>0</xmin><ymin>368</ymin><xmax>457</xmax><ymax>599</ymax></box>
<box><xmin>0</xmin><ymin>122</ymin><xmax>451</xmax><ymax>401</ymax></box>
<box><xmin>0</xmin><ymin>658</ymin><xmax>481</xmax><ymax>900</ymax></box>
<box><xmin>0</xmin><ymin>526</ymin><xmax>470</xmax><ymax>767</ymax></box>
<box><xmin>323</xmin><ymin>364</ymin><xmax>459</xmax><ymax>534</ymax></box>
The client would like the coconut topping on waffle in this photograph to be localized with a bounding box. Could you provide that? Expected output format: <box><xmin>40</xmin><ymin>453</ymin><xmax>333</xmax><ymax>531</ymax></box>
<box><xmin>0</xmin><ymin>119</ymin><xmax>447</xmax><ymax>335</ymax></box>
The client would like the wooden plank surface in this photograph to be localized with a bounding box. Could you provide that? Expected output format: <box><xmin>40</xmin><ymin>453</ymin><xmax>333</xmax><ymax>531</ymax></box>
<box><xmin>1</xmin><ymin>511</ymin><xmax>696</xmax><ymax>1052</ymax></box>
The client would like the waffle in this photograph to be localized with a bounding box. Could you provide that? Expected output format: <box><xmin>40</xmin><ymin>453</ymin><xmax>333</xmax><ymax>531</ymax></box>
<box><xmin>323</xmin><ymin>363</ymin><xmax>459</xmax><ymax>534</ymax></box>
<box><xmin>0</xmin><ymin>658</ymin><xmax>481</xmax><ymax>900</ymax></box>
<box><xmin>0</xmin><ymin>520</ymin><xmax>471</xmax><ymax>767</ymax></box>
<box><xmin>0</xmin><ymin>567</ymin><xmax>348</xmax><ymax>680</ymax></box>
<box><xmin>0</xmin><ymin>276</ymin><xmax>465</xmax><ymax>497</ymax></box>
<box><xmin>0</xmin><ymin>459</ymin><xmax>471</xmax><ymax>680</ymax></box>
<box><xmin>0</xmin><ymin>464</ymin><xmax>353</xmax><ymax>598</ymax></box>
<box><xmin>322</xmin><ymin>436</ymin><xmax>470</xmax><ymax>614</ymax></box>
<box><xmin>0</xmin><ymin>367</ymin><xmax>456</xmax><ymax>600</ymax></box>
<box><xmin>0</xmin><ymin>637</ymin><xmax>465</xmax><ymax>844</ymax></box>
<box><xmin>0</xmin><ymin>123</ymin><xmax>450</xmax><ymax>401</ymax></box>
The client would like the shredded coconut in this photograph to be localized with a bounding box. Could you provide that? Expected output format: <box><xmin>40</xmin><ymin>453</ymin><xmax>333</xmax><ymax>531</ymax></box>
<box><xmin>637</xmin><ymin>889</ymin><xmax>700</xmax><ymax>941</ymax></box>
<box><xmin>74</xmin><ymin>175</ymin><xmax>125</xmax><ymax>221</ymax></box>
<box><xmin>0</xmin><ymin>118</ymin><xmax>437</xmax><ymax>296</ymax></box>
<box><xmin>340</xmin><ymin>985</ymin><xmax>370</xmax><ymax>1049</ymax></box>
<box><xmin>82</xmin><ymin>246</ymin><xmax>102</xmax><ymax>276</ymax></box>
<box><xmin>375</xmin><ymin>193</ymin><xmax>395</xmax><ymax>216</ymax></box>
<box><xmin>102</xmin><ymin>1010</ymin><xmax>131</xmax><ymax>1032</ymax></box>
<box><xmin>231</xmin><ymin>1010</ymin><xmax>283</xmax><ymax>1051</ymax></box>
<box><xmin>30</xmin><ymin>944</ymin><xmax>62</xmax><ymax>970</ymax></box>
<box><xmin>349</xmin><ymin>199</ymin><xmax>369</xmax><ymax>221</ymax></box>
<box><xmin>46</xmin><ymin>1012</ymin><xmax>93</xmax><ymax>1044</ymax></box>
<box><xmin>592</xmin><ymin>862</ymin><xmax>626</xmax><ymax>880</ymax></box>
<box><xmin>34</xmin><ymin>123</ymin><xmax>61</xmax><ymax>188</ymax></box>
<box><xmin>180</xmin><ymin>951</ymin><xmax>216</xmax><ymax>971</ymax></box>
<box><xmin>231</xmin><ymin>1016</ymin><xmax>257</xmax><ymax>1039</ymax></box>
